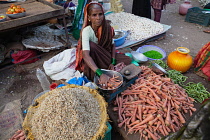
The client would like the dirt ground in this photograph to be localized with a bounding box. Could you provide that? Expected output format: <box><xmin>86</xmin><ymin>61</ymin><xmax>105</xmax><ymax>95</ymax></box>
<box><xmin>0</xmin><ymin>0</ymin><xmax>209</xmax><ymax>139</ymax></box>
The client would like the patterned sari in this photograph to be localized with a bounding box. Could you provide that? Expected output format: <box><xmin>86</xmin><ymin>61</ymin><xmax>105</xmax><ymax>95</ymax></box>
<box><xmin>194</xmin><ymin>42</ymin><xmax>210</xmax><ymax>80</ymax></box>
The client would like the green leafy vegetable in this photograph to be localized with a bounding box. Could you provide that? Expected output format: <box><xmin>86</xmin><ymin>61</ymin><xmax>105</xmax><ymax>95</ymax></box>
<box><xmin>149</xmin><ymin>60</ymin><xmax>168</xmax><ymax>69</ymax></box>
<box><xmin>143</xmin><ymin>50</ymin><xmax>163</xmax><ymax>59</ymax></box>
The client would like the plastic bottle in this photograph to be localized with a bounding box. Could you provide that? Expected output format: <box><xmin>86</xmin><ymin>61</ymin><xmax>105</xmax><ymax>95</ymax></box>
<box><xmin>36</xmin><ymin>68</ymin><xmax>50</xmax><ymax>91</ymax></box>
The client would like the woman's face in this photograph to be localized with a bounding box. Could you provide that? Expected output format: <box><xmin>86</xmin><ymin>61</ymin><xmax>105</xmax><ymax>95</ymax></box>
<box><xmin>88</xmin><ymin>5</ymin><xmax>104</xmax><ymax>28</ymax></box>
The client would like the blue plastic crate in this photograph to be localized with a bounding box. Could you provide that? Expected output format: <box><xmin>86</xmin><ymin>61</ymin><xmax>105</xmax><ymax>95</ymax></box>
<box><xmin>100</xmin><ymin>122</ymin><xmax>112</xmax><ymax>140</ymax></box>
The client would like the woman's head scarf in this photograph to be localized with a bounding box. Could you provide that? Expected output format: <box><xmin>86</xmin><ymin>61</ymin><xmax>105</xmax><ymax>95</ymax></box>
<box><xmin>75</xmin><ymin>2</ymin><xmax>114</xmax><ymax>71</ymax></box>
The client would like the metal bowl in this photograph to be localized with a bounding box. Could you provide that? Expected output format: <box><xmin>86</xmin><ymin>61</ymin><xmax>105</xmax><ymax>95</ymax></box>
<box><xmin>114</xmin><ymin>30</ymin><xmax>125</xmax><ymax>39</ymax></box>
<box><xmin>114</xmin><ymin>30</ymin><xmax>128</xmax><ymax>47</ymax></box>
<box><xmin>7</xmin><ymin>12</ymin><xmax>26</xmax><ymax>19</ymax></box>
<box><xmin>131</xmin><ymin>51</ymin><xmax>148</xmax><ymax>63</ymax></box>
<box><xmin>136</xmin><ymin>45</ymin><xmax>166</xmax><ymax>60</ymax></box>
<box><xmin>151</xmin><ymin>63</ymin><xmax>168</xmax><ymax>75</ymax></box>
<box><xmin>0</xmin><ymin>14</ymin><xmax>6</xmax><ymax>22</ymax></box>
<box><xmin>94</xmin><ymin>69</ymin><xmax>123</xmax><ymax>91</ymax></box>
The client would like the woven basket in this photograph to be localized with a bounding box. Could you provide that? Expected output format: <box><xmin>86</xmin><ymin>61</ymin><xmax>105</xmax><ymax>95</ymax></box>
<box><xmin>22</xmin><ymin>85</ymin><xmax>108</xmax><ymax>140</ymax></box>
<box><xmin>136</xmin><ymin>45</ymin><xmax>166</xmax><ymax>60</ymax></box>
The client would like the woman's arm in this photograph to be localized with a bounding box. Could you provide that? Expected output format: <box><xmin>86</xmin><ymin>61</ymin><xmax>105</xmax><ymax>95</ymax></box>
<box><xmin>83</xmin><ymin>50</ymin><xmax>98</xmax><ymax>72</ymax></box>
<box><xmin>83</xmin><ymin>50</ymin><xmax>110</xmax><ymax>84</ymax></box>
<box><xmin>112</xmin><ymin>44</ymin><xmax>116</xmax><ymax>59</ymax></box>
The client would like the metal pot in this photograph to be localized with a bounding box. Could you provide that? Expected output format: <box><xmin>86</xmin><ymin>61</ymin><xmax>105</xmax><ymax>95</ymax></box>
<box><xmin>114</xmin><ymin>30</ymin><xmax>129</xmax><ymax>47</ymax></box>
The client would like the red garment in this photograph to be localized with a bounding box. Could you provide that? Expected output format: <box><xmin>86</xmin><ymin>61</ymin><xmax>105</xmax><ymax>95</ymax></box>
<box><xmin>151</xmin><ymin>0</ymin><xmax>175</xmax><ymax>10</ymax></box>
<box><xmin>201</xmin><ymin>60</ymin><xmax>210</xmax><ymax>79</ymax></box>
<box><xmin>194</xmin><ymin>42</ymin><xmax>210</xmax><ymax>81</ymax></box>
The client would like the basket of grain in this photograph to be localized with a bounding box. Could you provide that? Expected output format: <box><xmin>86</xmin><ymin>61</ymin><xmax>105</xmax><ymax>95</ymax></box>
<box><xmin>22</xmin><ymin>85</ymin><xmax>108</xmax><ymax>140</ymax></box>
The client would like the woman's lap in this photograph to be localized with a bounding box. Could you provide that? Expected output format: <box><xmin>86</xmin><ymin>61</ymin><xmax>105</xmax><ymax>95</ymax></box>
<box><xmin>83</xmin><ymin>42</ymin><xmax>131</xmax><ymax>80</ymax></box>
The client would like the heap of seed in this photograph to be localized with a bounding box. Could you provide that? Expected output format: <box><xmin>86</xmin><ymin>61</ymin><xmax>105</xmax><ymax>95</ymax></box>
<box><xmin>30</xmin><ymin>88</ymin><xmax>101</xmax><ymax>140</ymax></box>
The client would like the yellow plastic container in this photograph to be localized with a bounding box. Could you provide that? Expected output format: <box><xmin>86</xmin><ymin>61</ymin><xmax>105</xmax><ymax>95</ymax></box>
<box><xmin>167</xmin><ymin>47</ymin><xmax>193</xmax><ymax>73</ymax></box>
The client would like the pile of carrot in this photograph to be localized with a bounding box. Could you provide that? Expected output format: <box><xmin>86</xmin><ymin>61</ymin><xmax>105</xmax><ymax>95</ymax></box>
<box><xmin>99</xmin><ymin>75</ymin><xmax>123</xmax><ymax>90</ymax></box>
<box><xmin>113</xmin><ymin>66</ymin><xmax>196</xmax><ymax>140</ymax></box>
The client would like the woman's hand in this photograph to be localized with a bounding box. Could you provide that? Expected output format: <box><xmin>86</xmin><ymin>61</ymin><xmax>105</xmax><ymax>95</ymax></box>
<box><xmin>108</xmin><ymin>64</ymin><xmax>114</xmax><ymax>70</ymax></box>
<box><xmin>99</xmin><ymin>73</ymin><xmax>110</xmax><ymax>87</ymax></box>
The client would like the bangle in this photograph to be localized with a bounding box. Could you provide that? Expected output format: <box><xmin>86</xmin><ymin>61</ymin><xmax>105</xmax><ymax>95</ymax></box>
<box><xmin>96</xmin><ymin>69</ymin><xmax>103</xmax><ymax>77</ymax></box>
<box><xmin>111</xmin><ymin>58</ymin><xmax>116</xmax><ymax>65</ymax></box>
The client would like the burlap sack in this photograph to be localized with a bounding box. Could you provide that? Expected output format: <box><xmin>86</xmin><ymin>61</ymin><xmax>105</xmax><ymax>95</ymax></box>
<box><xmin>0</xmin><ymin>100</ymin><xmax>23</xmax><ymax>140</ymax></box>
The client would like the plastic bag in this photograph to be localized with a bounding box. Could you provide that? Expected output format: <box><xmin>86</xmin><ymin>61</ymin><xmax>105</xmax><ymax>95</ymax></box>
<box><xmin>67</xmin><ymin>76</ymin><xmax>89</xmax><ymax>86</ymax></box>
<box><xmin>11</xmin><ymin>49</ymin><xmax>39</xmax><ymax>64</ymax></box>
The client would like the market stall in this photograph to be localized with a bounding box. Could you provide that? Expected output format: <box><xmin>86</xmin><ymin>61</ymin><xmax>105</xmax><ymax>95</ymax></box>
<box><xmin>105</xmin><ymin>12</ymin><xmax>171</xmax><ymax>49</ymax></box>
<box><xmin>0</xmin><ymin>0</ymin><xmax>71</xmax><ymax>47</ymax></box>
<box><xmin>2</xmin><ymin>1</ymin><xmax>210</xmax><ymax>140</ymax></box>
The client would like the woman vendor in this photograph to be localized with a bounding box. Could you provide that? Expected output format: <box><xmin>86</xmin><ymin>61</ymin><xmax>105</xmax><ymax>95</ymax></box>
<box><xmin>75</xmin><ymin>2</ymin><xmax>131</xmax><ymax>85</ymax></box>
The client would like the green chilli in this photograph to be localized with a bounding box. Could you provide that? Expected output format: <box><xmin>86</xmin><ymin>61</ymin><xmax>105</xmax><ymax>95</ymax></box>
<box><xmin>183</xmin><ymin>82</ymin><xmax>210</xmax><ymax>103</ymax></box>
<box><xmin>167</xmin><ymin>70</ymin><xmax>188</xmax><ymax>86</ymax></box>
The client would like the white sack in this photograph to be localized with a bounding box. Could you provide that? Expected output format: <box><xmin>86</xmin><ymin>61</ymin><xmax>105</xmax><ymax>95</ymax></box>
<box><xmin>43</xmin><ymin>48</ymin><xmax>76</xmax><ymax>80</ymax></box>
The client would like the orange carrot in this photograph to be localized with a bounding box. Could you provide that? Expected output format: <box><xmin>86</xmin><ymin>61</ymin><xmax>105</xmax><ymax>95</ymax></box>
<box><xmin>170</xmin><ymin>122</ymin><xmax>176</xmax><ymax>132</ymax></box>
<box><xmin>147</xmin><ymin>87</ymin><xmax>161</xmax><ymax>102</ymax></box>
<box><xmin>145</xmin><ymin>105</ymin><xmax>157</xmax><ymax>110</ymax></box>
<box><xmin>173</xmin><ymin>102</ymin><xmax>180</xmax><ymax>109</ymax></box>
<box><xmin>165</xmin><ymin>101</ymin><xmax>171</xmax><ymax>126</ymax></box>
<box><xmin>137</xmin><ymin>105</ymin><xmax>142</xmax><ymax>121</ymax></box>
<box><xmin>148</xmin><ymin>116</ymin><xmax>159</xmax><ymax>126</ymax></box>
<box><xmin>162</xmin><ymin>125</ymin><xmax>169</xmax><ymax>136</ymax></box>
<box><xmin>116</xmin><ymin>96</ymin><xmax>124</xmax><ymax>122</ymax></box>
<box><xmin>162</xmin><ymin>98</ymin><xmax>168</xmax><ymax>108</ymax></box>
<box><xmin>158</xmin><ymin>125</ymin><xmax>166</xmax><ymax>136</ymax></box>
<box><xmin>131</xmin><ymin>107</ymin><xmax>137</xmax><ymax>123</ymax></box>
<box><xmin>172</xmin><ymin>98</ymin><xmax>181</xmax><ymax>105</ymax></box>
<box><xmin>129</xmin><ymin>120</ymin><xmax>140</xmax><ymax>126</ymax></box>
<box><xmin>130</xmin><ymin>114</ymin><xmax>154</xmax><ymax>130</ymax></box>
<box><xmin>157</xmin><ymin>114</ymin><xmax>165</xmax><ymax>125</ymax></box>
<box><xmin>140</xmin><ymin>132</ymin><xmax>143</xmax><ymax>140</ymax></box>
<box><xmin>172</xmin><ymin>116</ymin><xmax>181</xmax><ymax>127</ymax></box>
<box><xmin>174</xmin><ymin>97</ymin><xmax>187</xmax><ymax>101</ymax></box>
<box><xmin>189</xmin><ymin>110</ymin><xmax>193</xmax><ymax>116</ymax></box>
<box><xmin>146</xmin><ymin>99</ymin><xmax>156</xmax><ymax>106</ymax></box>
<box><xmin>154</xmin><ymin>121</ymin><xmax>161</xmax><ymax>132</ymax></box>
<box><xmin>131</xmin><ymin>124</ymin><xmax>147</xmax><ymax>133</ymax></box>
<box><xmin>176</xmin><ymin>109</ymin><xmax>185</xmax><ymax>124</ymax></box>
<box><xmin>190</xmin><ymin>107</ymin><xmax>196</xmax><ymax>112</ymax></box>
<box><xmin>118</xmin><ymin>118</ymin><xmax>128</xmax><ymax>128</ymax></box>
<box><xmin>170</xmin><ymin>99</ymin><xmax>175</xmax><ymax>107</ymax></box>
<box><xmin>145</xmin><ymin>129</ymin><xmax>158</xmax><ymax>140</ymax></box>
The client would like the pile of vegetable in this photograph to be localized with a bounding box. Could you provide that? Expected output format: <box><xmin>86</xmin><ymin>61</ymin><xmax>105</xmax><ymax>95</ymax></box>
<box><xmin>167</xmin><ymin>70</ymin><xmax>188</xmax><ymax>86</ymax></box>
<box><xmin>149</xmin><ymin>60</ymin><xmax>210</xmax><ymax>103</ymax></box>
<box><xmin>99</xmin><ymin>75</ymin><xmax>123</xmax><ymax>90</ymax></box>
<box><xmin>106</xmin><ymin>12</ymin><xmax>164</xmax><ymax>40</ymax></box>
<box><xmin>113</xmin><ymin>66</ymin><xmax>196</xmax><ymax>140</ymax></box>
<box><xmin>23</xmin><ymin>85</ymin><xmax>108</xmax><ymax>140</ymax></box>
<box><xmin>184</xmin><ymin>82</ymin><xmax>210</xmax><ymax>103</ymax></box>
<box><xmin>143</xmin><ymin>50</ymin><xmax>163</xmax><ymax>60</ymax></box>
